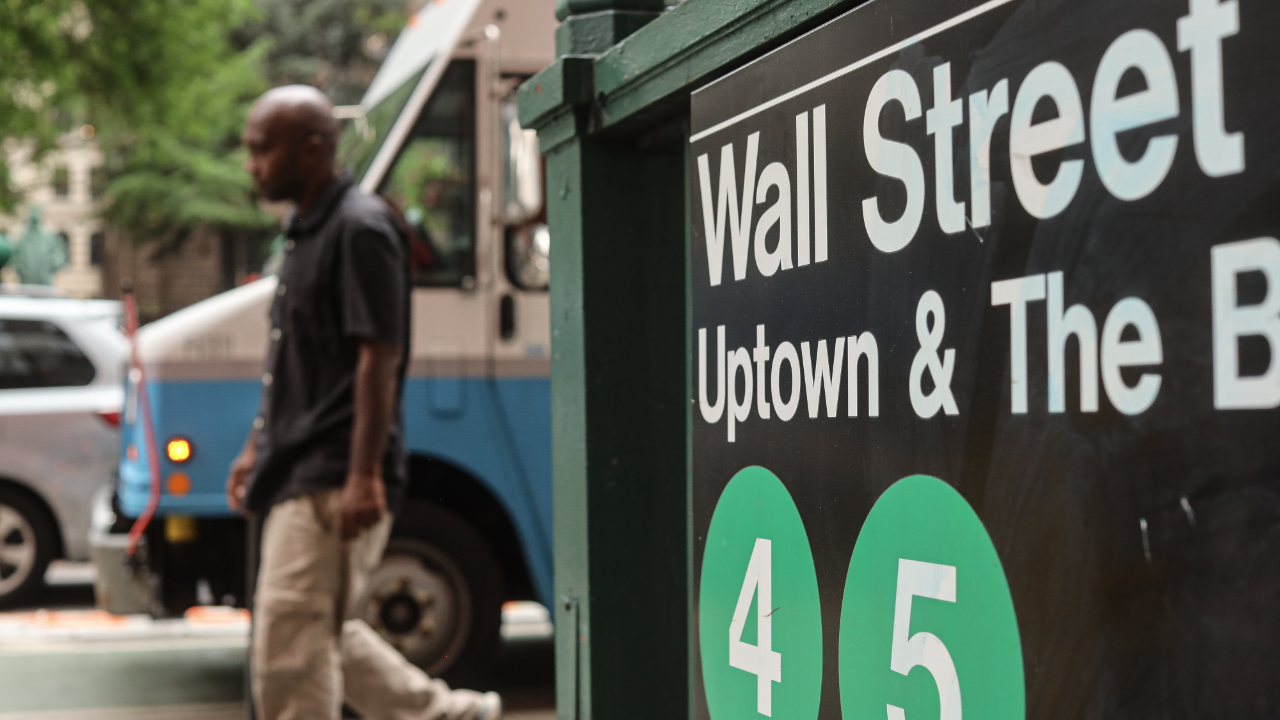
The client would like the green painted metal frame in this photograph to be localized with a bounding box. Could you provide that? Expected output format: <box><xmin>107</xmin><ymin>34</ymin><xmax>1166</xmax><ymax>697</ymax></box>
<box><xmin>518</xmin><ymin>0</ymin><xmax>864</xmax><ymax>718</ymax></box>
<box><xmin>520</xmin><ymin>0</ymin><xmax>862</xmax><ymax>141</ymax></box>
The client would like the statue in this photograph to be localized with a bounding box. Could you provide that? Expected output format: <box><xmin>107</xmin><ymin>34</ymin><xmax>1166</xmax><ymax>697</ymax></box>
<box><xmin>11</xmin><ymin>205</ymin><xmax>67</xmax><ymax>285</ymax></box>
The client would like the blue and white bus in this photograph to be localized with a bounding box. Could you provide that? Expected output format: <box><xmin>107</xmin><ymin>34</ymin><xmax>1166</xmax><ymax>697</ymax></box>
<box><xmin>92</xmin><ymin>0</ymin><xmax>556</xmax><ymax>681</ymax></box>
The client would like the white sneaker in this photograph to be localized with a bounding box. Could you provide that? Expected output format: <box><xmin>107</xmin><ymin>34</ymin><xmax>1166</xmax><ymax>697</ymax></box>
<box><xmin>474</xmin><ymin>692</ymin><xmax>503</xmax><ymax>720</ymax></box>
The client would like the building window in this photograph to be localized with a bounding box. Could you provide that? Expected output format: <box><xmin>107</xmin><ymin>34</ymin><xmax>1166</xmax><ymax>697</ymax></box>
<box><xmin>52</xmin><ymin>166</ymin><xmax>69</xmax><ymax>198</ymax></box>
<box><xmin>90</xmin><ymin>232</ymin><xmax>105</xmax><ymax>266</ymax></box>
<box><xmin>90</xmin><ymin>167</ymin><xmax>107</xmax><ymax>200</ymax></box>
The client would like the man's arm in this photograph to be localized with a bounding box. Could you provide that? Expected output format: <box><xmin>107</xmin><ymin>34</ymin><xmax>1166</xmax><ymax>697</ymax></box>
<box><xmin>226</xmin><ymin>429</ymin><xmax>257</xmax><ymax>513</ymax></box>
<box><xmin>340</xmin><ymin>340</ymin><xmax>402</xmax><ymax>540</ymax></box>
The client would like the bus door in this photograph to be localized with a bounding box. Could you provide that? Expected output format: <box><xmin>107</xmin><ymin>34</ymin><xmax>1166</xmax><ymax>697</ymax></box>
<box><xmin>377</xmin><ymin>58</ymin><xmax>486</xmax><ymax>418</ymax></box>
<box><xmin>372</xmin><ymin>31</ymin><xmax>553</xmax><ymax>601</ymax></box>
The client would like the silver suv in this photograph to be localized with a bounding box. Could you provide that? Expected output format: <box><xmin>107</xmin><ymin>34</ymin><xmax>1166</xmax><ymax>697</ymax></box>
<box><xmin>0</xmin><ymin>294</ymin><xmax>126</xmax><ymax>606</ymax></box>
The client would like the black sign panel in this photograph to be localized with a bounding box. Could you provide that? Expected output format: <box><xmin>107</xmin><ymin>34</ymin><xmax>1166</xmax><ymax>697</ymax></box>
<box><xmin>689</xmin><ymin>0</ymin><xmax>1280</xmax><ymax>719</ymax></box>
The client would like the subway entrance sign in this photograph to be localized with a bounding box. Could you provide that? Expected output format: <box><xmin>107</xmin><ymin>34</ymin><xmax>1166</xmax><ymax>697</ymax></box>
<box><xmin>690</xmin><ymin>0</ymin><xmax>1280</xmax><ymax>719</ymax></box>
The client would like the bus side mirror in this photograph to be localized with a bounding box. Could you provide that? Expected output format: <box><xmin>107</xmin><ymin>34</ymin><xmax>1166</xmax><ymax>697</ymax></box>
<box><xmin>501</xmin><ymin>100</ymin><xmax>543</xmax><ymax>224</ymax></box>
<box><xmin>505</xmin><ymin>224</ymin><xmax>550</xmax><ymax>291</ymax></box>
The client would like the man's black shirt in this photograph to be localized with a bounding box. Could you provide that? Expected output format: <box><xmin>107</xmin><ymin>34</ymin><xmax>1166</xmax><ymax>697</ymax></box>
<box><xmin>244</xmin><ymin>174</ymin><xmax>410</xmax><ymax>513</ymax></box>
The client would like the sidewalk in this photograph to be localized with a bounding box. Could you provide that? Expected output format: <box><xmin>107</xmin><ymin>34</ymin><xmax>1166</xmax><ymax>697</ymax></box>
<box><xmin>0</xmin><ymin>577</ymin><xmax>555</xmax><ymax>720</ymax></box>
<box><xmin>0</xmin><ymin>704</ymin><xmax>244</xmax><ymax>720</ymax></box>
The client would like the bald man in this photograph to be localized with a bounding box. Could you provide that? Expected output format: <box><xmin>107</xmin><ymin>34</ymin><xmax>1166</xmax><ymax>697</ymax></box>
<box><xmin>227</xmin><ymin>85</ymin><xmax>502</xmax><ymax>720</ymax></box>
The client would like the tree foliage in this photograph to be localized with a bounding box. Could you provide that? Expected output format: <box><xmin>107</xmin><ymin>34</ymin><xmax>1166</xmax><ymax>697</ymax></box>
<box><xmin>97</xmin><ymin>26</ymin><xmax>275</xmax><ymax>255</ymax></box>
<box><xmin>95</xmin><ymin>0</ymin><xmax>276</xmax><ymax>254</ymax></box>
<box><xmin>2</xmin><ymin>0</ymin><xmax>411</xmax><ymax>259</ymax></box>
<box><xmin>101</xmin><ymin>0</ymin><xmax>411</xmax><ymax>254</ymax></box>
<box><xmin>237</xmin><ymin>0</ymin><xmax>407</xmax><ymax>106</ymax></box>
<box><xmin>0</xmin><ymin>0</ymin><xmax>275</xmax><ymax>253</ymax></box>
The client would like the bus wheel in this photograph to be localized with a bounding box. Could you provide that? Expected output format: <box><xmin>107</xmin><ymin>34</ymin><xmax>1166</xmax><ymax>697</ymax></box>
<box><xmin>0</xmin><ymin>487</ymin><xmax>55</xmax><ymax>608</ymax></box>
<box><xmin>354</xmin><ymin>499</ymin><xmax>504</xmax><ymax>684</ymax></box>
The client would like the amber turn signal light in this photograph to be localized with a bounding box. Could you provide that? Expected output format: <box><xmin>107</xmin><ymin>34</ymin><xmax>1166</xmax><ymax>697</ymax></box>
<box><xmin>166</xmin><ymin>472</ymin><xmax>193</xmax><ymax>497</ymax></box>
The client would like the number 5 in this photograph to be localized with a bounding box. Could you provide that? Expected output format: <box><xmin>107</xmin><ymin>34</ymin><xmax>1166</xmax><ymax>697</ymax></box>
<box><xmin>730</xmin><ymin>538</ymin><xmax>783</xmax><ymax>716</ymax></box>
<box><xmin>887</xmin><ymin>559</ymin><xmax>960</xmax><ymax>720</ymax></box>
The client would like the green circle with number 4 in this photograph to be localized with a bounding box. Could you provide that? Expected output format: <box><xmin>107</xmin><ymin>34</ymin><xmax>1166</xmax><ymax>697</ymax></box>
<box><xmin>839</xmin><ymin>475</ymin><xmax>1023</xmax><ymax>720</ymax></box>
<box><xmin>701</xmin><ymin>466</ymin><xmax>822</xmax><ymax>720</ymax></box>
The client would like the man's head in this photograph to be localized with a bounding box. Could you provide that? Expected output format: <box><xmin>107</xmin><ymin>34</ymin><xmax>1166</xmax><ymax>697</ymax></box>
<box><xmin>242</xmin><ymin>85</ymin><xmax>340</xmax><ymax>203</ymax></box>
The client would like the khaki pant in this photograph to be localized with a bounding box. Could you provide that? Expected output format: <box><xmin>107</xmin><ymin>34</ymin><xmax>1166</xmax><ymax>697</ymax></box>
<box><xmin>253</xmin><ymin>489</ymin><xmax>486</xmax><ymax>720</ymax></box>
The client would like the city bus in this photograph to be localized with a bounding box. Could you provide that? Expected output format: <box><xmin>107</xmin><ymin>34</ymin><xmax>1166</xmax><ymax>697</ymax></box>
<box><xmin>91</xmin><ymin>0</ymin><xmax>556</xmax><ymax>681</ymax></box>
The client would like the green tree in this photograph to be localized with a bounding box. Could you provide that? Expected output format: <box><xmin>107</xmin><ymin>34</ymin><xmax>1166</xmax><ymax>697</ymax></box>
<box><xmin>0</xmin><ymin>1</ymin><xmax>256</xmax><ymax>202</ymax></box>
<box><xmin>94</xmin><ymin>1</ymin><xmax>279</xmax><ymax>260</ymax></box>
<box><xmin>236</xmin><ymin>0</ymin><xmax>408</xmax><ymax>105</ymax></box>
<box><xmin>1</xmin><ymin>0</ymin><xmax>412</xmax><ymax>276</ymax></box>
<box><xmin>0</xmin><ymin>2</ymin><xmax>89</xmax><ymax>161</ymax></box>
<box><xmin>0</xmin><ymin>0</ymin><xmax>279</xmax><ymax>264</ymax></box>
<box><xmin>101</xmin><ymin>0</ymin><xmax>411</xmax><ymax>265</ymax></box>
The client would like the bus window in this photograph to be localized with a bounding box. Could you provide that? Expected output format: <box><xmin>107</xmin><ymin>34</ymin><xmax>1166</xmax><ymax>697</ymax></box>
<box><xmin>379</xmin><ymin>60</ymin><xmax>476</xmax><ymax>287</ymax></box>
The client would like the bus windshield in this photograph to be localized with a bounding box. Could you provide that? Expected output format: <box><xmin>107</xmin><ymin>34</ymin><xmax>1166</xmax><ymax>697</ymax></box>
<box><xmin>337</xmin><ymin>65</ymin><xmax>427</xmax><ymax>183</ymax></box>
<box><xmin>377</xmin><ymin>60</ymin><xmax>476</xmax><ymax>288</ymax></box>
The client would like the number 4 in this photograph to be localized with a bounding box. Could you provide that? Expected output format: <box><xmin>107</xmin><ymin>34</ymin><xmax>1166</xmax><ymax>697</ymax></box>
<box><xmin>730</xmin><ymin>538</ymin><xmax>783</xmax><ymax>716</ymax></box>
<box><xmin>888</xmin><ymin>559</ymin><xmax>961</xmax><ymax>720</ymax></box>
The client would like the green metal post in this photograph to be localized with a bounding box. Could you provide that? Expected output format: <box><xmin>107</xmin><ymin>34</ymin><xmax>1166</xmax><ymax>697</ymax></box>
<box><xmin>524</xmin><ymin>2</ymin><xmax>688</xmax><ymax>718</ymax></box>
<box><xmin>520</xmin><ymin>0</ymin><xmax>863</xmax><ymax>718</ymax></box>
<box><xmin>546</xmin><ymin>134</ymin><xmax>689</xmax><ymax>720</ymax></box>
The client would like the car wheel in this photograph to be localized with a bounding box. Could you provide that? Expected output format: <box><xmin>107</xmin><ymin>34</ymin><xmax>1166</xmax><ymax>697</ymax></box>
<box><xmin>351</xmin><ymin>499</ymin><xmax>505</xmax><ymax>685</ymax></box>
<box><xmin>0</xmin><ymin>487</ymin><xmax>55</xmax><ymax>608</ymax></box>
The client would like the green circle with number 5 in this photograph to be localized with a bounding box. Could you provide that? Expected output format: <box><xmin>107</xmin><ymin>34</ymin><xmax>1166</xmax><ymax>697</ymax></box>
<box><xmin>839</xmin><ymin>475</ymin><xmax>1023</xmax><ymax>720</ymax></box>
<box><xmin>701</xmin><ymin>466</ymin><xmax>822</xmax><ymax>720</ymax></box>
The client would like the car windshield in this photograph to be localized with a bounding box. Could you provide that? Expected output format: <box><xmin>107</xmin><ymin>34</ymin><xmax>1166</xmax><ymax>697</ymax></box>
<box><xmin>337</xmin><ymin>65</ymin><xmax>428</xmax><ymax>183</ymax></box>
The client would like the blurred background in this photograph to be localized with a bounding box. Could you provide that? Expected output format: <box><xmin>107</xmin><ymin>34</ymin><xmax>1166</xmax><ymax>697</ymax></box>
<box><xmin>0</xmin><ymin>0</ymin><xmax>417</xmax><ymax>320</ymax></box>
<box><xmin>0</xmin><ymin>2</ymin><xmax>558</xmax><ymax>718</ymax></box>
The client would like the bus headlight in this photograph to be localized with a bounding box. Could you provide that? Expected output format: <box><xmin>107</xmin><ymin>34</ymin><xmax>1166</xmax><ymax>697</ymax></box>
<box><xmin>166</xmin><ymin>437</ymin><xmax>193</xmax><ymax>463</ymax></box>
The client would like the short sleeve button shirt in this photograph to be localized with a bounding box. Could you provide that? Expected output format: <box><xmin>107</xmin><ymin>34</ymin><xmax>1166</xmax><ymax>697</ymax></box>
<box><xmin>244</xmin><ymin>174</ymin><xmax>411</xmax><ymax>512</ymax></box>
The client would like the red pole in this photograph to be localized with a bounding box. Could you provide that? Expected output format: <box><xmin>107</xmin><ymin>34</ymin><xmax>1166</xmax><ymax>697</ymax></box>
<box><xmin>122</xmin><ymin>289</ymin><xmax>162</xmax><ymax>557</ymax></box>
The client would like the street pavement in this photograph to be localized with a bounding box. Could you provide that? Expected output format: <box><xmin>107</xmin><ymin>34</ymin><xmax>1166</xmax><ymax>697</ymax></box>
<box><xmin>0</xmin><ymin>563</ymin><xmax>555</xmax><ymax>720</ymax></box>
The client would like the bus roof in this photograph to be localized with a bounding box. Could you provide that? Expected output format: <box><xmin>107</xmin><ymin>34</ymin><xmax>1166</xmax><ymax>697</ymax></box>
<box><xmin>361</xmin><ymin>0</ymin><xmax>484</xmax><ymax>110</ymax></box>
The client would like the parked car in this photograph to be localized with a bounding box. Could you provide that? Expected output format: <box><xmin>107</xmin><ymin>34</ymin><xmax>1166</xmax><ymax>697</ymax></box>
<box><xmin>0</xmin><ymin>294</ymin><xmax>126</xmax><ymax>606</ymax></box>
